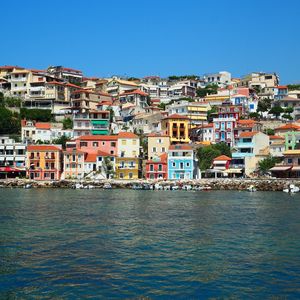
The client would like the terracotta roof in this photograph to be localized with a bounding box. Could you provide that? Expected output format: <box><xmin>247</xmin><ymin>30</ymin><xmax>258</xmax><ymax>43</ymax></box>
<box><xmin>237</xmin><ymin>119</ymin><xmax>255</xmax><ymax>125</ymax></box>
<box><xmin>164</xmin><ymin>114</ymin><xmax>189</xmax><ymax>120</ymax></box>
<box><xmin>169</xmin><ymin>144</ymin><xmax>193</xmax><ymax>150</ymax></box>
<box><xmin>64</xmin><ymin>149</ymin><xmax>85</xmax><ymax>154</ymax></box>
<box><xmin>119</xmin><ymin>89</ymin><xmax>148</xmax><ymax>96</ymax></box>
<box><xmin>147</xmin><ymin>133</ymin><xmax>169</xmax><ymax>137</ymax></box>
<box><xmin>28</xmin><ymin>145</ymin><xmax>61</xmax><ymax>151</ymax></box>
<box><xmin>77</xmin><ymin>135</ymin><xmax>117</xmax><ymax>141</ymax></box>
<box><xmin>0</xmin><ymin>65</ymin><xmax>24</xmax><ymax>70</ymax></box>
<box><xmin>117</xmin><ymin>132</ymin><xmax>138</xmax><ymax>139</ymax></box>
<box><xmin>214</xmin><ymin>155</ymin><xmax>232</xmax><ymax>161</ymax></box>
<box><xmin>35</xmin><ymin>122</ymin><xmax>51</xmax><ymax>130</ymax></box>
<box><xmin>276</xmin><ymin>85</ymin><xmax>288</xmax><ymax>89</ymax></box>
<box><xmin>97</xmin><ymin>150</ymin><xmax>115</xmax><ymax>157</ymax></box>
<box><xmin>62</xmin><ymin>67</ymin><xmax>82</xmax><ymax>74</ymax></box>
<box><xmin>275</xmin><ymin>124</ymin><xmax>300</xmax><ymax>131</ymax></box>
<box><xmin>239</xmin><ymin>131</ymin><xmax>259</xmax><ymax>138</ymax></box>
<box><xmin>269</xmin><ymin>135</ymin><xmax>285</xmax><ymax>140</ymax></box>
<box><xmin>85</xmin><ymin>152</ymin><xmax>97</xmax><ymax>162</ymax></box>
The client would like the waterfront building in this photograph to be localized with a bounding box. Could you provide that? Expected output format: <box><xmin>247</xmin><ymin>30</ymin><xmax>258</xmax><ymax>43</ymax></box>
<box><xmin>269</xmin><ymin>135</ymin><xmax>285</xmax><ymax>157</ymax></box>
<box><xmin>161</xmin><ymin>114</ymin><xmax>190</xmax><ymax>144</ymax></box>
<box><xmin>145</xmin><ymin>153</ymin><xmax>168</xmax><ymax>180</ymax></box>
<box><xmin>0</xmin><ymin>136</ymin><xmax>26</xmax><ymax>169</ymax></box>
<box><xmin>212</xmin><ymin>155</ymin><xmax>232</xmax><ymax>171</ymax></box>
<box><xmin>26</xmin><ymin>145</ymin><xmax>62</xmax><ymax>180</ymax></box>
<box><xmin>147</xmin><ymin>133</ymin><xmax>170</xmax><ymax>160</ymax></box>
<box><xmin>116</xmin><ymin>132</ymin><xmax>140</xmax><ymax>179</ymax></box>
<box><xmin>270</xmin><ymin>150</ymin><xmax>300</xmax><ymax>178</ymax></box>
<box><xmin>167</xmin><ymin>144</ymin><xmax>196</xmax><ymax>179</ymax></box>
<box><xmin>189</xmin><ymin>123</ymin><xmax>214</xmax><ymax>143</ymax></box>
<box><xmin>274</xmin><ymin>123</ymin><xmax>300</xmax><ymax>150</ymax></box>
<box><xmin>234</xmin><ymin>119</ymin><xmax>263</xmax><ymax>142</ymax></box>
<box><xmin>62</xmin><ymin>149</ymin><xmax>85</xmax><ymax>179</ymax></box>
<box><xmin>232</xmin><ymin>131</ymin><xmax>270</xmax><ymax>176</ymax></box>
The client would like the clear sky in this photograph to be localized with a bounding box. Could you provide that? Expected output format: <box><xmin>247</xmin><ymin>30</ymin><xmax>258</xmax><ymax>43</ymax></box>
<box><xmin>1</xmin><ymin>0</ymin><xmax>300</xmax><ymax>83</ymax></box>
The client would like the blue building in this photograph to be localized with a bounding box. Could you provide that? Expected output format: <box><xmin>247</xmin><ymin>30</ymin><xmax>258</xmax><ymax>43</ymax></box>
<box><xmin>167</xmin><ymin>144</ymin><xmax>196</xmax><ymax>179</ymax></box>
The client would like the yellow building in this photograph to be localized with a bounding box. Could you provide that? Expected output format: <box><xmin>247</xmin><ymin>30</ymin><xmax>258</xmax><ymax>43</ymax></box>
<box><xmin>26</xmin><ymin>145</ymin><xmax>62</xmax><ymax>180</ymax></box>
<box><xmin>116</xmin><ymin>132</ymin><xmax>140</xmax><ymax>179</ymax></box>
<box><xmin>161</xmin><ymin>114</ymin><xmax>190</xmax><ymax>144</ymax></box>
<box><xmin>147</xmin><ymin>133</ymin><xmax>170</xmax><ymax>160</ymax></box>
<box><xmin>116</xmin><ymin>157</ymin><xmax>139</xmax><ymax>179</ymax></box>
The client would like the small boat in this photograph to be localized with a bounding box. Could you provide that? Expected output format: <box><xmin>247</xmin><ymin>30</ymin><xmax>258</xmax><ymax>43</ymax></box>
<box><xmin>247</xmin><ymin>185</ymin><xmax>257</xmax><ymax>192</ymax></box>
<box><xmin>171</xmin><ymin>185</ymin><xmax>179</xmax><ymax>190</ymax></box>
<box><xmin>24</xmin><ymin>184</ymin><xmax>32</xmax><ymax>189</ymax></box>
<box><xmin>163</xmin><ymin>185</ymin><xmax>171</xmax><ymax>190</ymax></box>
<box><xmin>143</xmin><ymin>184</ymin><xmax>151</xmax><ymax>190</ymax></box>
<box><xmin>283</xmin><ymin>184</ymin><xmax>300</xmax><ymax>193</ymax></box>
<box><xmin>182</xmin><ymin>185</ymin><xmax>192</xmax><ymax>191</ymax></box>
<box><xmin>75</xmin><ymin>183</ymin><xmax>83</xmax><ymax>189</ymax></box>
<box><xmin>132</xmin><ymin>184</ymin><xmax>143</xmax><ymax>190</ymax></box>
<box><xmin>103</xmin><ymin>183</ymin><xmax>112</xmax><ymax>189</ymax></box>
<box><xmin>154</xmin><ymin>183</ymin><xmax>163</xmax><ymax>190</ymax></box>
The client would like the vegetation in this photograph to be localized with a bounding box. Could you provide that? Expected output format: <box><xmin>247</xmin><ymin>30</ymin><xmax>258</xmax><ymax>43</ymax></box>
<box><xmin>269</xmin><ymin>106</ymin><xmax>284</xmax><ymax>119</ymax></box>
<box><xmin>0</xmin><ymin>107</ymin><xmax>21</xmax><ymax>135</ymax></box>
<box><xmin>102</xmin><ymin>157</ymin><xmax>115</xmax><ymax>179</ymax></box>
<box><xmin>287</xmin><ymin>84</ymin><xmax>300</xmax><ymax>91</ymax></box>
<box><xmin>249</xmin><ymin>112</ymin><xmax>260</xmax><ymax>119</ymax></box>
<box><xmin>62</xmin><ymin>118</ymin><xmax>73</xmax><ymax>130</ymax></box>
<box><xmin>168</xmin><ymin>75</ymin><xmax>198</xmax><ymax>81</ymax></box>
<box><xmin>157</xmin><ymin>102</ymin><xmax>166</xmax><ymax>110</ymax></box>
<box><xmin>52</xmin><ymin>135</ymin><xmax>71</xmax><ymax>149</ymax></box>
<box><xmin>20</xmin><ymin>108</ymin><xmax>53</xmax><ymax>122</ymax></box>
<box><xmin>207</xmin><ymin>106</ymin><xmax>218</xmax><ymax>122</ymax></box>
<box><xmin>197</xmin><ymin>143</ymin><xmax>231</xmax><ymax>171</ymax></box>
<box><xmin>264</xmin><ymin>128</ymin><xmax>275</xmax><ymax>136</ymax></box>
<box><xmin>258</xmin><ymin>156</ymin><xmax>277</xmax><ymax>174</ymax></box>
<box><xmin>196</xmin><ymin>84</ymin><xmax>218</xmax><ymax>98</ymax></box>
<box><xmin>257</xmin><ymin>98</ymin><xmax>272</xmax><ymax>114</ymax></box>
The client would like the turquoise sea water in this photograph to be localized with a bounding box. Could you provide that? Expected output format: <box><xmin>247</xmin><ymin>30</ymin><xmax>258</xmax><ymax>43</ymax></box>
<box><xmin>1</xmin><ymin>189</ymin><xmax>300</xmax><ymax>299</ymax></box>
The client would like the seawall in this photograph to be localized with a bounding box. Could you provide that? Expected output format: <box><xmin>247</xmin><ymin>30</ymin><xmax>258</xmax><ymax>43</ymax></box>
<box><xmin>0</xmin><ymin>178</ymin><xmax>299</xmax><ymax>191</ymax></box>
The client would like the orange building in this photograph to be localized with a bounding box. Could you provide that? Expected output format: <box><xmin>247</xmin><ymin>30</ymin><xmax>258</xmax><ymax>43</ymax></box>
<box><xmin>26</xmin><ymin>145</ymin><xmax>62</xmax><ymax>180</ymax></box>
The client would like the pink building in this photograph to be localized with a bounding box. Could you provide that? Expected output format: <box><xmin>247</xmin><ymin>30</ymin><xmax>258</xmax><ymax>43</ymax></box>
<box><xmin>74</xmin><ymin>135</ymin><xmax>118</xmax><ymax>156</ymax></box>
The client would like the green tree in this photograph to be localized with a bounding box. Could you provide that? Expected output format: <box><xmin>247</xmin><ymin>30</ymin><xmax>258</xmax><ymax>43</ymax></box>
<box><xmin>0</xmin><ymin>107</ymin><xmax>20</xmax><ymax>135</ymax></box>
<box><xmin>52</xmin><ymin>135</ymin><xmax>71</xmax><ymax>149</ymax></box>
<box><xmin>269</xmin><ymin>106</ymin><xmax>284</xmax><ymax>119</ymax></box>
<box><xmin>264</xmin><ymin>128</ymin><xmax>275</xmax><ymax>136</ymax></box>
<box><xmin>282</xmin><ymin>114</ymin><xmax>293</xmax><ymax>121</ymax></box>
<box><xmin>257</xmin><ymin>98</ymin><xmax>272</xmax><ymax>114</ymax></box>
<box><xmin>102</xmin><ymin>157</ymin><xmax>116</xmax><ymax>179</ymax></box>
<box><xmin>197</xmin><ymin>146</ymin><xmax>221</xmax><ymax>171</ymax></box>
<box><xmin>158</xmin><ymin>102</ymin><xmax>166</xmax><ymax>110</ymax></box>
<box><xmin>214</xmin><ymin>142</ymin><xmax>232</xmax><ymax>158</ymax></box>
<box><xmin>287</xmin><ymin>84</ymin><xmax>300</xmax><ymax>91</ymax></box>
<box><xmin>196</xmin><ymin>84</ymin><xmax>218</xmax><ymax>98</ymax></box>
<box><xmin>249</xmin><ymin>112</ymin><xmax>260</xmax><ymax>119</ymax></box>
<box><xmin>284</xmin><ymin>107</ymin><xmax>294</xmax><ymax>114</ymax></box>
<box><xmin>20</xmin><ymin>108</ymin><xmax>52</xmax><ymax>122</ymax></box>
<box><xmin>258</xmin><ymin>156</ymin><xmax>277</xmax><ymax>174</ymax></box>
<box><xmin>207</xmin><ymin>106</ymin><xmax>218</xmax><ymax>122</ymax></box>
<box><xmin>62</xmin><ymin>117</ymin><xmax>73</xmax><ymax>129</ymax></box>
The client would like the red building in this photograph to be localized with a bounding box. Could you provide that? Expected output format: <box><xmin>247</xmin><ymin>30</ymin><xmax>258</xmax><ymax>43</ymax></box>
<box><xmin>145</xmin><ymin>153</ymin><xmax>167</xmax><ymax>179</ymax></box>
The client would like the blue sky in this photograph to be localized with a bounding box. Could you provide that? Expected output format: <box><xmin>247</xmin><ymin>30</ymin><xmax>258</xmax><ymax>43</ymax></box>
<box><xmin>1</xmin><ymin>0</ymin><xmax>299</xmax><ymax>83</ymax></box>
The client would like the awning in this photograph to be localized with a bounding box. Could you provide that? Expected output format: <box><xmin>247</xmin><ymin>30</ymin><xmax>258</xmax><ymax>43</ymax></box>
<box><xmin>270</xmin><ymin>166</ymin><xmax>292</xmax><ymax>171</ymax></box>
<box><xmin>224</xmin><ymin>168</ymin><xmax>242</xmax><ymax>174</ymax></box>
<box><xmin>0</xmin><ymin>166</ymin><xmax>24</xmax><ymax>172</ymax></box>
<box><xmin>206</xmin><ymin>169</ymin><xmax>225</xmax><ymax>173</ymax></box>
<box><xmin>292</xmin><ymin>166</ymin><xmax>300</xmax><ymax>171</ymax></box>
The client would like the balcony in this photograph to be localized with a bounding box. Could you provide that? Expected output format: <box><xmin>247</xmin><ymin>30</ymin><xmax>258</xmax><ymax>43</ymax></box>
<box><xmin>11</xmin><ymin>77</ymin><xmax>27</xmax><ymax>82</ymax></box>
<box><xmin>236</xmin><ymin>142</ymin><xmax>254</xmax><ymax>148</ymax></box>
<box><xmin>232</xmin><ymin>152</ymin><xmax>254</xmax><ymax>158</ymax></box>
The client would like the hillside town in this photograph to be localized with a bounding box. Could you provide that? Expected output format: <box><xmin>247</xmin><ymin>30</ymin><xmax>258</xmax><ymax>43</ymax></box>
<box><xmin>0</xmin><ymin>65</ymin><xmax>300</xmax><ymax>181</ymax></box>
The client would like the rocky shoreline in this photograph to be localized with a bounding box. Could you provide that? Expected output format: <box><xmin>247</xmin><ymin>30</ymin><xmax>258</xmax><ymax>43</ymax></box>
<box><xmin>0</xmin><ymin>178</ymin><xmax>299</xmax><ymax>191</ymax></box>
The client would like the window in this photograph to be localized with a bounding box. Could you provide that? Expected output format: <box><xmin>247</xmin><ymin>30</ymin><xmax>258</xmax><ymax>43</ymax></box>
<box><xmin>129</xmin><ymin>173</ymin><xmax>133</xmax><ymax>179</ymax></box>
<box><xmin>98</xmin><ymin>157</ymin><xmax>102</xmax><ymax>161</ymax></box>
<box><xmin>158</xmin><ymin>164</ymin><xmax>162</xmax><ymax>171</ymax></box>
<box><xmin>180</xmin><ymin>162</ymin><xmax>184</xmax><ymax>169</ymax></box>
<box><xmin>80</xmin><ymin>142</ymin><xmax>87</xmax><ymax>147</ymax></box>
<box><xmin>158</xmin><ymin>139</ymin><xmax>162</xmax><ymax>144</ymax></box>
<box><xmin>152</xmin><ymin>147</ymin><xmax>157</xmax><ymax>152</ymax></box>
<box><xmin>161</xmin><ymin>147</ymin><xmax>166</xmax><ymax>153</ymax></box>
<box><xmin>287</xmin><ymin>158</ymin><xmax>293</xmax><ymax>164</ymax></box>
<box><xmin>93</xmin><ymin>142</ymin><xmax>98</xmax><ymax>147</ymax></box>
<box><xmin>215</xmin><ymin>122</ymin><xmax>219</xmax><ymax>129</ymax></box>
<box><xmin>186</xmin><ymin>162</ymin><xmax>190</xmax><ymax>167</ymax></box>
<box><xmin>172</xmin><ymin>162</ymin><xmax>176</xmax><ymax>167</ymax></box>
<box><xmin>122</xmin><ymin>140</ymin><xmax>126</xmax><ymax>145</ymax></box>
<box><xmin>120</xmin><ymin>172</ymin><xmax>124</xmax><ymax>179</ymax></box>
<box><xmin>132</xmin><ymin>150</ymin><xmax>137</xmax><ymax>156</ymax></box>
<box><xmin>132</xmin><ymin>139</ymin><xmax>137</xmax><ymax>145</ymax></box>
<box><xmin>111</xmin><ymin>142</ymin><xmax>116</xmax><ymax>147</ymax></box>
<box><xmin>150</xmin><ymin>164</ymin><xmax>154</xmax><ymax>171</ymax></box>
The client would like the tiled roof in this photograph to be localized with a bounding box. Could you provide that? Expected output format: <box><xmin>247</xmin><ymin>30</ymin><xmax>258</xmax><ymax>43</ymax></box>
<box><xmin>28</xmin><ymin>145</ymin><xmax>61</xmax><ymax>151</ymax></box>
<box><xmin>97</xmin><ymin>150</ymin><xmax>115</xmax><ymax>157</ymax></box>
<box><xmin>119</xmin><ymin>89</ymin><xmax>148</xmax><ymax>96</ymax></box>
<box><xmin>214</xmin><ymin>155</ymin><xmax>232</xmax><ymax>161</ymax></box>
<box><xmin>239</xmin><ymin>131</ymin><xmax>259</xmax><ymax>138</ymax></box>
<box><xmin>269</xmin><ymin>135</ymin><xmax>285</xmax><ymax>140</ymax></box>
<box><xmin>35</xmin><ymin>122</ymin><xmax>51</xmax><ymax>130</ymax></box>
<box><xmin>117</xmin><ymin>132</ymin><xmax>138</xmax><ymax>139</ymax></box>
<box><xmin>85</xmin><ymin>152</ymin><xmax>97</xmax><ymax>162</ymax></box>
<box><xmin>275</xmin><ymin>124</ymin><xmax>300</xmax><ymax>131</ymax></box>
<box><xmin>237</xmin><ymin>119</ymin><xmax>255</xmax><ymax>125</ymax></box>
<box><xmin>169</xmin><ymin>144</ymin><xmax>192</xmax><ymax>150</ymax></box>
<box><xmin>164</xmin><ymin>114</ymin><xmax>189</xmax><ymax>120</ymax></box>
<box><xmin>77</xmin><ymin>135</ymin><xmax>117</xmax><ymax>141</ymax></box>
<box><xmin>147</xmin><ymin>132</ymin><xmax>169</xmax><ymax>137</ymax></box>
